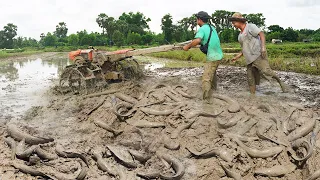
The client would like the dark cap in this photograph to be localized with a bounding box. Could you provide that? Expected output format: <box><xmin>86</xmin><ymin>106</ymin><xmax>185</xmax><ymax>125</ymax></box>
<box><xmin>195</xmin><ymin>11</ymin><xmax>211</xmax><ymax>20</ymax></box>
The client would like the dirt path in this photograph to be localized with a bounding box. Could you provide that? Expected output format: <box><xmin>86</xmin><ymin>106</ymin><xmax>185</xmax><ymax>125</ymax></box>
<box><xmin>0</xmin><ymin>54</ymin><xmax>319</xmax><ymax>180</ymax></box>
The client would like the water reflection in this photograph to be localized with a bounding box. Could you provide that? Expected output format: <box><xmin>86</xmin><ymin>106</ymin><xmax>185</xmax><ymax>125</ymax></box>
<box><xmin>0</xmin><ymin>62</ymin><xmax>19</xmax><ymax>81</ymax></box>
<box><xmin>0</xmin><ymin>55</ymin><xmax>70</xmax><ymax>119</ymax></box>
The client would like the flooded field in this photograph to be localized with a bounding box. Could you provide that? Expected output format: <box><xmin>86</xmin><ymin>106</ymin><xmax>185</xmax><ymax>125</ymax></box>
<box><xmin>0</xmin><ymin>53</ymin><xmax>69</xmax><ymax>120</ymax></box>
<box><xmin>0</xmin><ymin>53</ymin><xmax>319</xmax><ymax>180</ymax></box>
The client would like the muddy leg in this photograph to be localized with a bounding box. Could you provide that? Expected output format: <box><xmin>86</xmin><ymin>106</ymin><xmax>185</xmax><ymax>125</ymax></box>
<box><xmin>252</xmin><ymin>67</ymin><xmax>261</xmax><ymax>86</ymax></box>
<box><xmin>253</xmin><ymin>57</ymin><xmax>287</xmax><ymax>92</ymax></box>
<box><xmin>202</xmin><ymin>62</ymin><xmax>213</xmax><ymax>100</ymax></box>
<box><xmin>247</xmin><ymin>64</ymin><xmax>256</xmax><ymax>94</ymax></box>
<box><xmin>210</xmin><ymin>61</ymin><xmax>220</xmax><ymax>92</ymax></box>
<box><xmin>202</xmin><ymin>61</ymin><xmax>220</xmax><ymax>100</ymax></box>
<box><xmin>212</xmin><ymin>72</ymin><xmax>218</xmax><ymax>90</ymax></box>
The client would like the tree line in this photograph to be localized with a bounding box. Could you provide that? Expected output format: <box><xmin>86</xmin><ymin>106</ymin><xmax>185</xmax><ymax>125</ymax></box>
<box><xmin>1</xmin><ymin>10</ymin><xmax>320</xmax><ymax>49</ymax></box>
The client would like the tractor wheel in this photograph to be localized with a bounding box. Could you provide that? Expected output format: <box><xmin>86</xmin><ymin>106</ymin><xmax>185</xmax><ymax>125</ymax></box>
<box><xmin>59</xmin><ymin>66</ymin><xmax>87</xmax><ymax>94</ymax></box>
<box><xmin>117</xmin><ymin>58</ymin><xmax>143</xmax><ymax>79</ymax></box>
<box><xmin>74</xmin><ymin>56</ymin><xmax>86</xmax><ymax>66</ymax></box>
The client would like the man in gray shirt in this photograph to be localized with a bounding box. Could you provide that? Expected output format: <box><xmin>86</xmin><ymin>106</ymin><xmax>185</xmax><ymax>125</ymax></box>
<box><xmin>229</xmin><ymin>12</ymin><xmax>288</xmax><ymax>94</ymax></box>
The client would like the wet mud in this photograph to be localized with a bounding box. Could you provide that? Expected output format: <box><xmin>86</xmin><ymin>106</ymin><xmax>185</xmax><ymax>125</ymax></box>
<box><xmin>0</xmin><ymin>53</ymin><xmax>319</xmax><ymax>180</ymax></box>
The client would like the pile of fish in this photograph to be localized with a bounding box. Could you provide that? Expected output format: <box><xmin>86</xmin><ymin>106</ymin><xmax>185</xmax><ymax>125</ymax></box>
<box><xmin>4</xmin><ymin>124</ymin><xmax>88</xmax><ymax>179</ymax></box>
<box><xmin>3</xmin><ymin>83</ymin><xmax>320</xmax><ymax>179</ymax></box>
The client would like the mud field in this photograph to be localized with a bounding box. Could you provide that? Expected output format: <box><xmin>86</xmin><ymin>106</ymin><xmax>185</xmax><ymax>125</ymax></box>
<box><xmin>0</xmin><ymin>53</ymin><xmax>320</xmax><ymax>180</ymax></box>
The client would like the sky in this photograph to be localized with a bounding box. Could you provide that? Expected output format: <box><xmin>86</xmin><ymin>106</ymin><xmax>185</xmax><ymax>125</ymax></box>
<box><xmin>0</xmin><ymin>0</ymin><xmax>319</xmax><ymax>40</ymax></box>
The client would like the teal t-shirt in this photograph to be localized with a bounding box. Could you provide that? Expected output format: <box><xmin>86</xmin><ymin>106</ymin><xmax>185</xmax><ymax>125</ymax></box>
<box><xmin>195</xmin><ymin>24</ymin><xmax>223</xmax><ymax>61</ymax></box>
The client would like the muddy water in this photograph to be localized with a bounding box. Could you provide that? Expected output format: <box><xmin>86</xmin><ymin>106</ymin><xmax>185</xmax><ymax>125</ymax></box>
<box><xmin>0</xmin><ymin>54</ymin><xmax>68</xmax><ymax>120</ymax></box>
<box><xmin>139</xmin><ymin>56</ymin><xmax>320</xmax><ymax>108</ymax></box>
<box><xmin>0</xmin><ymin>54</ymin><xmax>318</xmax><ymax>122</ymax></box>
<box><xmin>0</xmin><ymin>53</ymin><xmax>319</xmax><ymax>180</ymax></box>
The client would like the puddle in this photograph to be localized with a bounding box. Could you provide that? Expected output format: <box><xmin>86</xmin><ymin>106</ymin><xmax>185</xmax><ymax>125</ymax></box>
<box><xmin>0</xmin><ymin>56</ymin><xmax>69</xmax><ymax>119</ymax></box>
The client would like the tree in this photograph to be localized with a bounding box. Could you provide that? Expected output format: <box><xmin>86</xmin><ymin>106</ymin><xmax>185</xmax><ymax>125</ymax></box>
<box><xmin>212</xmin><ymin>10</ymin><xmax>234</xmax><ymax>33</ymax></box>
<box><xmin>299</xmin><ymin>29</ymin><xmax>314</xmax><ymax>37</ymax></box>
<box><xmin>43</xmin><ymin>32</ymin><xmax>58</xmax><ymax>46</ymax></box>
<box><xmin>96</xmin><ymin>13</ymin><xmax>116</xmax><ymax>39</ymax></box>
<box><xmin>266</xmin><ymin>31</ymin><xmax>282</xmax><ymax>42</ymax></box>
<box><xmin>0</xmin><ymin>23</ymin><xmax>18</xmax><ymax>48</ymax></box>
<box><xmin>80</xmin><ymin>33</ymin><xmax>96</xmax><ymax>46</ymax></box>
<box><xmin>141</xmin><ymin>32</ymin><xmax>154</xmax><ymax>45</ymax></box>
<box><xmin>312</xmin><ymin>33</ymin><xmax>320</xmax><ymax>41</ymax></box>
<box><xmin>115</xmin><ymin>19</ymin><xmax>129</xmax><ymax>36</ymax></box>
<box><xmin>119</xmin><ymin>12</ymin><xmax>151</xmax><ymax>35</ymax></box>
<box><xmin>232</xmin><ymin>30</ymin><xmax>240</xmax><ymax>42</ymax></box>
<box><xmin>77</xmin><ymin>30</ymin><xmax>88</xmax><ymax>43</ymax></box>
<box><xmin>177</xmin><ymin>15</ymin><xmax>197</xmax><ymax>40</ymax></box>
<box><xmin>298</xmin><ymin>29</ymin><xmax>314</xmax><ymax>41</ymax></box>
<box><xmin>68</xmin><ymin>34</ymin><xmax>79</xmax><ymax>46</ymax></box>
<box><xmin>161</xmin><ymin>14</ymin><xmax>174</xmax><ymax>43</ymax></box>
<box><xmin>153</xmin><ymin>33</ymin><xmax>165</xmax><ymax>45</ymax></box>
<box><xmin>14</xmin><ymin>36</ymin><xmax>23</xmax><ymax>48</ymax></box>
<box><xmin>281</xmin><ymin>27</ymin><xmax>298</xmax><ymax>42</ymax></box>
<box><xmin>24</xmin><ymin>38</ymin><xmax>38</xmax><ymax>47</ymax></box>
<box><xmin>96</xmin><ymin>13</ymin><xmax>108</xmax><ymax>35</ymax></box>
<box><xmin>268</xmin><ymin>25</ymin><xmax>284</xmax><ymax>33</ymax></box>
<box><xmin>220</xmin><ymin>28</ymin><xmax>234</xmax><ymax>43</ymax></box>
<box><xmin>127</xmin><ymin>32</ymin><xmax>141</xmax><ymax>45</ymax></box>
<box><xmin>172</xmin><ymin>25</ymin><xmax>186</xmax><ymax>42</ymax></box>
<box><xmin>93</xmin><ymin>33</ymin><xmax>108</xmax><ymax>46</ymax></box>
<box><xmin>112</xmin><ymin>30</ymin><xmax>125</xmax><ymax>46</ymax></box>
<box><xmin>245</xmin><ymin>13</ymin><xmax>266</xmax><ymax>28</ymax></box>
<box><xmin>54</xmin><ymin>22</ymin><xmax>68</xmax><ymax>38</ymax></box>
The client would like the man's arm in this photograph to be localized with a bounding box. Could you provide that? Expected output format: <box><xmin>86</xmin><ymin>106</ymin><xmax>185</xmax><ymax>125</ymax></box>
<box><xmin>259</xmin><ymin>31</ymin><xmax>267</xmax><ymax>58</ymax></box>
<box><xmin>259</xmin><ymin>31</ymin><xmax>266</xmax><ymax>46</ymax></box>
<box><xmin>232</xmin><ymin>52</ymin><xmax>243</xmax><ymax>62</ymax></box>
<box><xmin>183</xmin><ymin>38</ymin><xmax>201</xmax><ymax>51</ymax></box>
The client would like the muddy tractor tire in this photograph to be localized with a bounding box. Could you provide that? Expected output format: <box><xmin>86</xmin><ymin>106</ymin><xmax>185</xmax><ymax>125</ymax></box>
<box><xmin>116</xmin><ymin>58</ymin><xmax>143</xmax><ymax>80</ymax></box>
<box><xmin>59</xmin><ymin>66</ymin><xmax>88</xmax><ymax>94</ymax></box>
<box><xmin>74</xmin><ymin>56</ymin><xmax>86</xmax><ymax>66</ymax></box>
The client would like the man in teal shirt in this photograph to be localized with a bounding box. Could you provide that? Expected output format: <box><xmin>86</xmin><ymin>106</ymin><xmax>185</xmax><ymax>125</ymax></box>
<box><xmin>183</xmin><ymin>11</ymin><xmax>223</xmax><ymax>101</ymax></box>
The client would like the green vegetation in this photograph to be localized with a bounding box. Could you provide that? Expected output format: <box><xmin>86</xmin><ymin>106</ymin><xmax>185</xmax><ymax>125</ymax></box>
<box><xmin>0</xmin><ymin>49</ymin><xmax>41</xmax><ymax>58</ymax></box>
<box><xmin>0</xmin><ymin>10</ymin><xmax>320</xmax><ymax>50</ymax></box>
<box><xmin>0</xmin><ymin>10</ymin><xmax>319</xmax><ymax>75</ymax></box>
<box><xmin>1</xmin><ymin>42</ymin><xmax>319</xmax><ymax>75</ymax></box>
<box><xmin>151</xmin><ymin>43</ymin><xmax>320</xmax><ymax>75</ymax></box>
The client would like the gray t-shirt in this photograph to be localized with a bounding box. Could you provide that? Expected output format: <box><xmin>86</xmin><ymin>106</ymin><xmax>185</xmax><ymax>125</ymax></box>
<box><xmin>238</xmin><ymin>23</ymin><xmax>262</xmax><ymax>64</ymax></box>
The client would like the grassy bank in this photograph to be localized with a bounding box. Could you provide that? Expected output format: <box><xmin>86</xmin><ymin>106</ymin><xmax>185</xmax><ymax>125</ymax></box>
<box><xmin>0</xmin><ymin>50</ymin><xmax>42</xmax><ymax>59</ymax></box>
<box><xmin>150</xmin><ymin>43</ymin><xmax>320</xmax><ymax>75</ymax></box>
<box><xmin>1</xmin><ymin>43</ymin><xmax>319</xmax><ymax>75</ymax></box>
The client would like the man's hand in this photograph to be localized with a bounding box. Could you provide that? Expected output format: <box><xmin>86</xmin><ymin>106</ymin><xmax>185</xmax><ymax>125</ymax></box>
<box><xmin>261</xmin><ymin>46</ymin><xmax>267</xmax><ymax>59</ymax></box>
<box><xmin>231</xmin><ymin>56</ymin><xmax>239</xmax><ymax>62</ymax></box>
<box><xmin>183</xmin><ymin>38</ymin><xmax>201</xmax><ymax>51</ymax></box>
<box><xmin>231</xmin><ymin>52</ymin><xmax>243</xmax><ymax>62</ymax></box>
<box><xmin>183</xmin><ymin>45</ymin><xmax>190</xmax><ymax>51</ymax></box>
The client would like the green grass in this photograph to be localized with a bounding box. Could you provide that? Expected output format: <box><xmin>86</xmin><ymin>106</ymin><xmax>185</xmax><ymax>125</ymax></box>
<box><xmin>224</xmin><ymin>42</ymin><xmax>320</xmax><ymax>57</ymax></box>
<box><xmin>137</xmin><ymin>56</ymin><xmax>204</xmax><ymax>68</ymax></box>
<box><xmin>0</xmin><ymin>50</ymin><xmax>42</xmax><ymax>59</ymax></box>
<box><xmin>1</xmin><ymin>42</ymin><xmax>319</xmax><ymax>75</ymax></box>
<box><xmin>149</xmin><ymin>43</ymin><xmax>320</xmax><ymax>75</ymax></box>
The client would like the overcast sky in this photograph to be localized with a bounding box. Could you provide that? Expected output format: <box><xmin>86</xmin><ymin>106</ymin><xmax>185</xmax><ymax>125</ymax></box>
<box><xmin>0</xmin><ymin>0</ymin><xmax>319</xmax><ymax>40</ymax></box>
